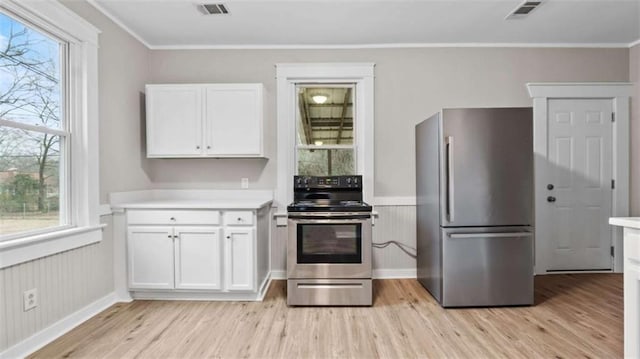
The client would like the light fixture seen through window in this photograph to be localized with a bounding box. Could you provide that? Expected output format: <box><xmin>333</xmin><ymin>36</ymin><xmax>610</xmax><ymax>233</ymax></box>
<box><xmin>314</xmin><ymin>140</ymin><xmax>323</xmax><ymax>146</ymax></box>
<box><xmin>312</xmin><ymin>94</ymin><xmax>328</xmax><ymax>104</ymax></box>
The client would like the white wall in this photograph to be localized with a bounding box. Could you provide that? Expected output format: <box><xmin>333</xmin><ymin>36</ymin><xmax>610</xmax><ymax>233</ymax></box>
<box><xmin>631</xmin><ymin>44</ymin><xmax>639</xmax><ymax>215</ymax></box>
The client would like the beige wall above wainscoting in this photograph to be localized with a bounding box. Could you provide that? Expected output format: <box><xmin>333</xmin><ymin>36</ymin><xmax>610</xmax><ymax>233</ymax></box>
<box><xmin>147</xmin><ymin>47</ymin><xmax>629</xmax><ymax>197</ymax></box>
<box><xmin>61</xmin><ymin>0</ymin><xmax>152</xmax><ymax>204</ymax></box>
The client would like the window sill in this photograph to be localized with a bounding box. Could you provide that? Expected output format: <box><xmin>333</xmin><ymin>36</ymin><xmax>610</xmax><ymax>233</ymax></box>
<box><xmin>0</xmin><ymin>225</ymin><xmax>106</xmax><ymax>269</ymax></box>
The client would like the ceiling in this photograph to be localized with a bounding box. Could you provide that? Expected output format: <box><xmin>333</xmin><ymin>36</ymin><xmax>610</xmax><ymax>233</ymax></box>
<box><xmin>89</xmin><ymin>0</ymin><xmax>640</xmax><ymax>48</ymax></box>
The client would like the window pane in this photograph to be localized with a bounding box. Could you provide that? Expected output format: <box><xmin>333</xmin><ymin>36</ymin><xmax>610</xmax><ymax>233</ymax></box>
<box><xmin>0</xmin><ymin>127</ymin><xmax>62</xmax><ymax>236</ymax></box>
<box><xmin>0</xmin><ymin>12</ymin><xmax>63</xmax><ymax>129</ymax></box>
<box><xmin>297</xmin><ymin>149</ymin><xmax>354</xmax><ymax>176</ymax></box>
<box><xmin>296</xmin><ymin>86</ymin><xmax>354</xmax><ymax>146</ymax></box>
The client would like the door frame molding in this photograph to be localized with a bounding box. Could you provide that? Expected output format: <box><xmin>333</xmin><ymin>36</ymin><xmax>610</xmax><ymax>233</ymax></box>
<box><xmin>528</xmin><ymin>82</ymin><xmax>632</xmax><ymax>274</ymax></box>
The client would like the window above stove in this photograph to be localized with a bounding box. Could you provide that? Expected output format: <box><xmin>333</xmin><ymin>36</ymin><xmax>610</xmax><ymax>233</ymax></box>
<box><xmin>275</xmin><ymin>63</ymin><xmax>375</xmax><ymax>215</ymax></box>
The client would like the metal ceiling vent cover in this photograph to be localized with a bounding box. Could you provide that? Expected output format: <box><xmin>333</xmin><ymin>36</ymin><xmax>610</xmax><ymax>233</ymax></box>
<box><xmin>198</xmin><ymin>3</ymin><xmax>229</xmax><ymax>15</ymax></box>
<box><xmin>506</xmin><ymin>1</ymin><xmax>542</xmax><ymax>19</ymax></box>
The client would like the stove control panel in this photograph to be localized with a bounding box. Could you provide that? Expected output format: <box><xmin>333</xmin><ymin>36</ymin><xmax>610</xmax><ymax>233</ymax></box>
<box><xmin>294</xmin><ymin>175</ymin><xmax>362</xmax><ymax>189</ymax></box>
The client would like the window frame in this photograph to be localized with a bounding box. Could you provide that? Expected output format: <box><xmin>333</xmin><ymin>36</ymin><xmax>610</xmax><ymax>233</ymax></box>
<box><xmin>0</xmin><ymin>0</ymin><xmax>101</xmax><ymax>269</ymax></box>
<box><xmin>0</xmin><ymin>19</ymin><xmax>71</xmax><ymax>240</ymax></box>
<box><xmin>276</xmin><ymin>63</ymin><xmax>375</xmax><ymax>222</ymax></box>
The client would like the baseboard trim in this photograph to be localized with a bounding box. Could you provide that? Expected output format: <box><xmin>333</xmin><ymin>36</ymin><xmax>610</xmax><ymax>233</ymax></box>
<box><xmin>0</xmin><ymin>292</ymin><xmax>118</xmax><ymax>359</ymax></box>
<box><xmin>373</xmin><ymin>269</ymin><xmax>417</xmax><ymax>279</ymax></box>
<box><xmin>271</xmin><ymin>270</ymin><xmax>286</xmax><ymax>280</ymax></box>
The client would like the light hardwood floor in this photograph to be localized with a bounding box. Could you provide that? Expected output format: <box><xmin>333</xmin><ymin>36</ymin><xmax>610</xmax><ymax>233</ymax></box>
<box><xmin>30</xmin><ymin>274</ymin><xmax>623</xmax><ymax>358</ymax></box>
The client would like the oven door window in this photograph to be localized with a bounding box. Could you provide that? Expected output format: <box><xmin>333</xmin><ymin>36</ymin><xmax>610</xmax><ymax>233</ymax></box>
<box><xmin>297</xmin><ymin>223</ymin><xmax>362</xmax><ymax>263</ymax></box>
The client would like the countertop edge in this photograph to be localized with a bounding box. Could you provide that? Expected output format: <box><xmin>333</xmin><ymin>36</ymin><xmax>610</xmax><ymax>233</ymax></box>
<box><xmin>112</xmin><ymin>199</ymin><xmax>273</xmax><ymax>210</ymax></box>
<box><xmin>609</xmin><ymin>217</ymin><xmax>640</xmax><ymax>229</ymax></box>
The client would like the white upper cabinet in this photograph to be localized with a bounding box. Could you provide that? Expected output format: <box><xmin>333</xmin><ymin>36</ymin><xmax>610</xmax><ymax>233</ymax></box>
<box><xmin>146</xmin><ymin>85</ymin><xmax>203</xmax><ymax>157</ymax></box>
<box><xmin>146</xmin><ymin>83</ymin><xmax>264</xmax><ymax>158</ymax></box>
<box><xmin>205</xmin><ymin>85</ymin><xmax>263</xmax><ymax>156</ymax></box>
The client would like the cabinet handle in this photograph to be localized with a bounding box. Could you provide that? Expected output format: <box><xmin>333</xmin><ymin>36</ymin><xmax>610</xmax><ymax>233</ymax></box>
<box><xmin>226</xmin><ymin>236</ymin><xmax>231</xmax><ymax>239</ymax></box>
<box><xmin>207</xmin><ymin>146</ymin><xmax>211</xmax><ymax>149</ymax></box>
<box><xmin>168</xmin><ymin>235</ymin><xmax>172</xmax><ymax>238</ymax></box>
<box><xmin>196</xmin><ymin>146</ymin><xmax>200</xmax><ymax>149</ymax></box>
<box><xmin>170</xmin><ymin>217</ymin><xmax>176</xmax><ymax>221</ymax></box>
<box><xmin>173</xmin><ymin>235</ymin><xmax>178</xmax><ymax>239</ymax></box>
<box><xmin>237</xmin><ymin>217</ymin><xmax>242</xmax><ymax>221</ymax></box>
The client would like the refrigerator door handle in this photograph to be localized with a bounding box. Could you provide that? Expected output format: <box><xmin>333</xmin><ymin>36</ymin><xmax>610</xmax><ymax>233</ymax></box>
<box><xmin>448</xmin><ymin>232</ymin><xmax>533</xmax><ymax>239</ymax></box>
<box><xmin>446</xmin><ymin>136</ymin><xmax>454</xmax><ymax>223</ymax></box>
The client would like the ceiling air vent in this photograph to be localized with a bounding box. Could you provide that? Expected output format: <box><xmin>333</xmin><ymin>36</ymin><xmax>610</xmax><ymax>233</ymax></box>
<box><xmin>506</xmin><ymin>1</ymin><xmax>542</xmax><ymax>19</ymax></box>
<box><xmin>198</xmin><ymin>3</ymin><xmax>229</xmax><ymax>15</ymax></box>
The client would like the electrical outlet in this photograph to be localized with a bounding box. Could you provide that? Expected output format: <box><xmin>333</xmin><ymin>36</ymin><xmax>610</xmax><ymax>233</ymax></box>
<box><xmin>23</xmin><ymin>288</ymin><xmax>37</xmax><ymax>311</ymax></box>
<box><xmin>241</xmin><ymin>178</ymin><xmax>249</xmax><ymax>189</ymax></box>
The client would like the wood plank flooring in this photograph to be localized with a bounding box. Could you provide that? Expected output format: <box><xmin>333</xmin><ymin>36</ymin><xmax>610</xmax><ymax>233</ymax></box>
<box><xmin>30</xmin><ymin>274</ymin><xmax>623</xmax><ymax>358</ymax></box>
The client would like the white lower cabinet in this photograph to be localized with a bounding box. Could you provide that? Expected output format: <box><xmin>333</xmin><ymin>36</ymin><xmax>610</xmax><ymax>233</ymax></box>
<box><xmin>175</xmin><ymin>227</ymin><xmax>222</xmax><ymax>290</ymax></box>
<box><xmin>225</xmin><ymin>228</ymin><xmax>254</xmax><ymax>291</ymax></box>
<box><xmin>126</xmin><ymin>208</ymin><xmax>267</xmax><ymax>299</ymax></box>
<box><xmin>128</xmin><ymin>226</ymin><xmax>175</xmax><ymax>290</ymax></box>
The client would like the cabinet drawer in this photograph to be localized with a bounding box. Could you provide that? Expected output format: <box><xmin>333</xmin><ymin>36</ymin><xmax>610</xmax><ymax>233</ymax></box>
<box><xmin>127</xmin><ymin>210</ymin><xmax>220</xmax><ymax>225</ymax></box>
<box><xmin>223</xmin><ymin>211</ymin><xmax>254</xmax><ymax>226</ymax></box>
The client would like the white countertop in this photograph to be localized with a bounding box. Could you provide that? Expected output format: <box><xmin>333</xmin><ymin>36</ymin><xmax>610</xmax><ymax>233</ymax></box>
<box><xmin>109</xmin><ymin>189</ymin><xmax>274</xmax><ymax>210</ymax></box>
<box><xmin>609</xmin><ymin>217</ymin><xmax>640</xmax><ymax>229</ymax></box>
<box><xmin>115</xmin><ymin>199</ymin><xmax>272</xmax><ymax>210</ymax></box>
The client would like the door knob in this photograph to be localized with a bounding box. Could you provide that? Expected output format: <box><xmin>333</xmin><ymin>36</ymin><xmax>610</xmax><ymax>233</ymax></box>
<box><xmin>547</xmin><ymin>196</ymin><xmax>556</xmax><ymax>203</ymax></box>
<box><xmin>547</xmin><ymin>184</ymin><xmax>554</xmax><ymax>190</ymax></box>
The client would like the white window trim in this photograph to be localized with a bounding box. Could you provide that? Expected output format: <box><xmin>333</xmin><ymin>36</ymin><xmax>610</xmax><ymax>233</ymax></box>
<box><xmin>527</xmin><ymin>82</ymin><xmax>632</xmax><ymax>274</ymax></box>
<box><xmin>275</xmin><ymin>63</ymin><xmax>375</xmax><ymax>224</ymax></box>
<box><xmin>0</xmin><ymin>0</ymin><xmax>101</xmax><ymax>269</ymax></box>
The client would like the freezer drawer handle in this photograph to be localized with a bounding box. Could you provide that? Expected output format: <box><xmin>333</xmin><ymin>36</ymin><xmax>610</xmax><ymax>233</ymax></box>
<box><xmin>449</xmin><ymin>232</ymin><xmax>533</xmax><ymax>239</ymax></box>
<box><xmin>297</xmin><ymin>283</ymin><xmax>364</xmax><ymax>289</ymax></box>
<box><xmin>445</xmin><ymin>136</ymin><xmax>454</xmax><ymax>223</ymax></box>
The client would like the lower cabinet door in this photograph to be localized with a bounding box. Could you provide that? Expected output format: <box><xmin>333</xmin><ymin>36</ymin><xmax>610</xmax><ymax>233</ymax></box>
<box><xmin>224</xmin><ymin>228</ymin><xmax>255</xmax><ymax>291</ymax></box>
<box><xmin>128</xmin><ymin>226</ymin><xmax>175</xmax><ymax>289</ymax></box>
<box><xmin>174</xmin><ymin>227</ymin><xmax>222</xmax><ymax>290</ymax></box>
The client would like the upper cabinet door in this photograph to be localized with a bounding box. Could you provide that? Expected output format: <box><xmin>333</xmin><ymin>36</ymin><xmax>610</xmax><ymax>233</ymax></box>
<box><xmin>146</xmin><ymin>85</ymin><xmax>203</xmax><ymax>157</ymax></box>
<box><xmin>205</xmin><ymin>84</ymin><xmax>263</xmax><ymax>157</ymax></box>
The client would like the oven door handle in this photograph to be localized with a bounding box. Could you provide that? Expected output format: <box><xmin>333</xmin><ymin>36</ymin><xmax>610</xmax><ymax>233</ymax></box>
<box><xmin>288</xmin><ymin>217</ymin><xmax>370</xmax><ymax>223</ymax></box>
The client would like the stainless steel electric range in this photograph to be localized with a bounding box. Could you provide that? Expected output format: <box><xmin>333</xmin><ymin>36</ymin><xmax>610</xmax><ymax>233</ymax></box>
<box><xmin>287</xmin><ymin>175</ymin><xmax>373</xmax><ymax>306</ymax></box>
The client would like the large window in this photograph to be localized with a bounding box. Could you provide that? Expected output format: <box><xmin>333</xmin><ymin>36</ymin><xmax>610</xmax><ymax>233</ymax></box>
<box><xmin>295</xmin><ymin>85</ymin><xmax>356</xmax><ymax>176</ymax></box>
<box><xmin>0</xmin><ymin>12</ymin><xmax>67</xmax><ymax>238</ymax></box>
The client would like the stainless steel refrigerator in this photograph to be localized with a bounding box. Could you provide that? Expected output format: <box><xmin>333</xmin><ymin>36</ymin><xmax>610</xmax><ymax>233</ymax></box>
<box><xmin>416</xmin><ymin>107</ymin><xmax>534</xmax><ymax>307</ymax></box>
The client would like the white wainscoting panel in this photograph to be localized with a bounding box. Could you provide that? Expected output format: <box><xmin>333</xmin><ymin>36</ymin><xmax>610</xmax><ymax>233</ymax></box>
<box><xmin>270</xmin><ymin>205</ymin><xmax>417</xmax><ymax>279</ymax></box>
<box><xmin>372</xmin><ymin>205</ymin><xmax>417</xmax><ymax>278</ymax></box>
<box><xmin>0</xmin><ymin>215</ymin><xmax>114</xmax><ymax>353</ymax></box>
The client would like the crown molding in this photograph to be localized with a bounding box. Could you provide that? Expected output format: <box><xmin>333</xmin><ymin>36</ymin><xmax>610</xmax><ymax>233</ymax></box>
<box><xmin>86</xmin><ymin>0</ymin><xmax>151</xmax><ymax>48</ymax></box>
<box><xmin>148</xmin><ymin>42</ymin><xmax>633</xmax><ymax>50</ymax></box>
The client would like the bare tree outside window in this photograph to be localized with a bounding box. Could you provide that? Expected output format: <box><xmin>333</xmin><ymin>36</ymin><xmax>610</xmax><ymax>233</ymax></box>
<box><xmin>0</xmin><ymin>12</ymin><xmax>65</xmax><ymax>237</ymax></box>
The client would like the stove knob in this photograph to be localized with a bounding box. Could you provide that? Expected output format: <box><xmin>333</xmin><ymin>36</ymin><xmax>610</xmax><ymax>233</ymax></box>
<box><xmin>346</xmin><ymin>178</ymin><xmax>352</xmax><ymax>184</ymax></box>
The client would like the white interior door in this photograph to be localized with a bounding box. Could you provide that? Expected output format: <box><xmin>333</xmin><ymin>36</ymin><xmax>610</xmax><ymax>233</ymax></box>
<box><xmin>546</xmin><ymin>99</ymin><xmax>613</xmax><ymax>271</ymax></box>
